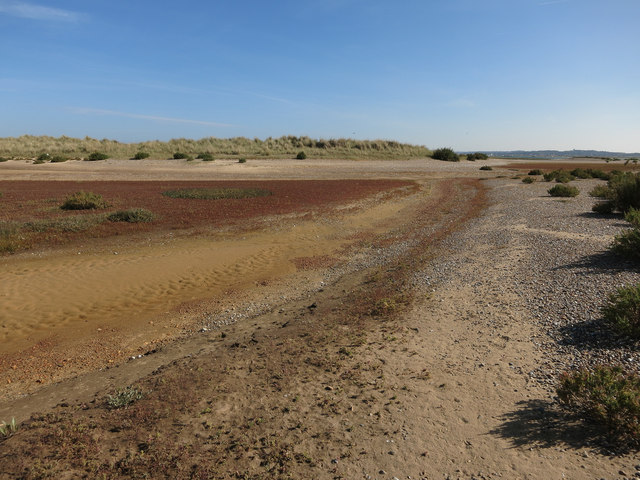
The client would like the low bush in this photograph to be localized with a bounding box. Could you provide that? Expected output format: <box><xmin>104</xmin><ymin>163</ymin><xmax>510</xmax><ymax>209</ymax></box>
<box><xmin>173</xmin><ymin>152</ymin><xmax>189</xmax><ymax>159</ymax></box>
<box><xmin>86</xmin><ymin>152</ymin><xmax>109</xmax><ymax>161</ymax></box>
<box><xmin>37</xmin><ymin>153</ymin><xmax>51</xmax><ymax>162</ymax></box>
<box><xmin>197</xmin><ymin>152</ymin><xmax>215</xmax><ymax>161</ymax></box>
<box><xmin>296</xmin><ymin>151</ymin><xmax>307</xmax><ymax>160</ymax></box>
<box><xmin>50</xmin><ymin>155</ymin><xmax>68</xmax><ymax>163</ymax></box>
<box><xmin>543</xmin><ymin>169</ymin><xmax>575</xmax><ymax>183</ymax></box>
<box><xmin>548</xmin><ymin>185</ymin><xmax>579</xmax><ymax>197</ymax></box>
<box><xmin>133</xmin><ymin>152</ymin><xmax>150</xmax><ymax>160</ymax></box>
<box><xmin>522</xmin><ymin>176</ymin><xmax>535</xmax><ymax>184</ymax></box>
<box><xmin>479</xmin><ymin>165</ymin><xmax>493</xmax><ymax>171</ymax></box>
<box><xmin>590</xmin><ymin>185</ymin><xmax>611</xmax><ymax>198</ymax></box>
<box><xmin>107</xmin><ymin>208</ymin><xmax>155</xmax><ymax>223</ymax></box>
<box><xmin>602</xmin><ymin>284</ymin><xmax>640</xmax><ymax>337</ymax></box>
<box><xmin>0</xmin><ymin>157</ymin><xmax>9</xmax><ymax>162</ymax></box>
<box><xmin>60</xmin><ymin>191</ymin><xmax>109</xmax><ymax>210</ymax></box>
<box><xmin>466</xmin><ymin>152</ymin><xmax>488</xmax><ymax>161</ymax></box>
<box><xmin>528</xmin><ymin>169</ymin><xmax>543</xmax><ymax>176</ymax></box>
<box><xmin>162</xmin><ymin>187</ymin><xmax>271</xmax><ymax>200</ymax></box>
<box><xmin>624</xmin><ymin>208</ymin><xmax>640</xmax><ymax>228</ymax></box>
<box><xmin>593</xmin><ymin>201</ymin><xmax>615</xmax><ymax>214</ymax></box>
<box><xmin>238</xmin><ymin>158</ymin><xmax>247</xmax><ymax>163</ymax></box>
<box><xmin>431</xmin><ymin>147</ymin><xmax>460</xmax><ymax>162</ymax></box>
<box><xmin>106</xmin><ymin>386</ymin><xmax>144</xmax><ymax>410</ymax></box>
<box><xmin>557</xmin><ymin>365</ymin><xmax>640</xmax><ymax>444</ymax></box>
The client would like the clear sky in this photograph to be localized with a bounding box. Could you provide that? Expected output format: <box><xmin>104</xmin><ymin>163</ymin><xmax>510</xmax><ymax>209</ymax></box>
<box><xmin>1</xmin><ymin>0</ymin><xmax>638</xmax><ymax>151</ymax></box>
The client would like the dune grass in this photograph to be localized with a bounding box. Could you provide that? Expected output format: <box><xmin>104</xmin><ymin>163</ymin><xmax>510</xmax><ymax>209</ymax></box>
<box><xmin>0</xmin><ymin>135</ymin><xmax>432</xmax><ymax>160</ymax></box>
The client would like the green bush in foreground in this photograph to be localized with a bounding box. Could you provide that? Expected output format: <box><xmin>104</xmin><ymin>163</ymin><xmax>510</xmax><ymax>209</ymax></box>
<box><xmin>522</xmin><ymin>176</ymin><xmax>535</xmax><ymax>184</ymax></box>
<box><xmin>106</xmin><ymin>386</ymin><xmax>144</xmax><ymax>410</ymax></box>
<box><xmin>37</xmin><ymin>153</ymin><xmax>51</xmax><ymax>162</ymax></box>
<box><xmin>602</xmin><ymin>284</ymin><xmax>640</xmax><ymax>338</ymax></box>
<box><xmin>612</xmin><ymin>228</ymin><xmax>640</xmax><ymax>262</ymax></box>
<box><xmin>528</xmin><ymin>169</ymin><xmax>543</xmax><ymax>176</ymax></box>
<box><xmin>173</xmin><ymin>152</ymin><xmax>189</xmax><ymax>159</ymax></box>
<box><xmin>479</xmin><ymin>165</ymin><xmax>493</xmax><ymax>171</ymax></box>
<box><xmin>133</xmin><ymin>151</ymin><xmax>150</xmax><ymax>160</ymax></box>
<box><xmin>548</xmin><ymin>185</ymin><xmax>579</xmax><ymax>197</ymax></box>
<box><xmin>162</xmin><ymin>187</ymin><xmax>271</xmax><ymax>200</ymax></box>
<box><xmin>238</xmin><ymin>158</ymin><xmax>247</xmax><ymax>163</ymax></box>
<box><xmin>431</xmin><ymin>147</ymin><xmax>460</xmax><ymax>162</ymax></box>
<box><xmin>107</xmin><ymin>208</ymin><xmax>155</xmax><ymax>223</ymax></box>
<box><xmin>50</xmin><ymin>155</ymin><xmax>68</xmax><ymax>163</ymax></box>
<box><xmin>60</xmin><ymin>191</ymin><xmax>109</xmax><ymax>210</ymax></box>
<box><xmin>557</xmin><ymin>365</ymin><xmax>640</xmax><ymax>444</ymax></box>
<box><xmin>0</xmin><ymin>157</ymin><xmax>8</xmax><ymax>162</ymax></box>
<box><xmin>296</xmin><ymin>151</ymin><xmax>307</xmax><ymax>160</ymax></box>
<box><xmin>87</xmin><ymin>152</ymin><xmax>109</xmax><ymax>161</ymax></box>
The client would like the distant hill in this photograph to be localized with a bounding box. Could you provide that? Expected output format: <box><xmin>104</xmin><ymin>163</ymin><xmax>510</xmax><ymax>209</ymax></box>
<box><xmin>467</xmin><ymin>149</ymin><xmax>640</xmax><ymax>159</ymax></box>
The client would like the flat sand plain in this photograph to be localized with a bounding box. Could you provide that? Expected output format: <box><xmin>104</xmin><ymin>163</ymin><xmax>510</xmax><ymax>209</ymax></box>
<box><xmin>1</xmin><ymin>157</ymin><xmax>639</xmax><ymax>479</ymax></box>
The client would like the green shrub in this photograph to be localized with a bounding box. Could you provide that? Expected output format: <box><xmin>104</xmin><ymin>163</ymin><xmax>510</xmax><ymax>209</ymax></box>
<box><xmin>50</xmin><ymin>155</ymin><xmax>68</xmax><ymax>163</ymax></box>
<box><xmin>611</xmin><ymin>226</ymin><xmax>640</xmax><ymax>262</ymax></box>
<box><xmin>296</xmin><ymin>151</ymin><xmax>307</xmax><ymax>160</ymax></box>
<box><xmin>610</xmin><ymin>172</ymin><xmax>640</xmax><ymax>213</ymax></box>
<box><xmin>528</xmin><ymin>169</ymin><xmax>543</xmax><ymax>176</ymax></box>
<box><xmin>87</xmin><ymin>152</ymin><xmax>109</xmax><ymax>161</ymax></box>
<box><xmin>479</xmin><ymin>165</ymin><xmax>493</xmax><ymax>171</ymax></box>
<box><xmin>0</xmin><ymin>418</ymin><xmax>18</xmax><ymax>437</ymax></box>
<box><xmin>197</xmin><ymin>152</ymin><xmax>215</xmax><ymax>161</ymax></box>
<box><xmin>162</xmin><ymin>187</ymin><xmax>271</xmax><ymax>200</ymax></box>
<box><xmin>238</xmin><ymin>158</ymin><xmax>247</xmax><ymax>163</ymax></box>
<box><xmin>60</xmin><ymin>191</ymin><xmax>109</xmax><ymax>210</ymax></box>
<box><xmin>0</xmin><ymin>157</ymin><xmax>9</xmax><ymax>162</ymax></box>
<box><xmin>107</xmin><ymin>208</ymin><xmax>155</xmax><ymax>223</ymax></box>
<box><xmin>33</xmin><ymin>158</ymin><xmax>46</xmax><ymax>164</ymax></box>
<box><xmin>466</xmin><ymin>152</ymin><xmax>488</xmax><ymax>161</ymax></box>
<box><xmin>548</xmin><ymin>185</ymin><xmax>579</xmax><ymax>197</ymax></box>
<box><xmin>557</xmin><ymin>365</ymin><xmax>640</xmax><ymax>443</ymax></box>
<box><xmin>624</xmin><ymin>208</ymin><xmax>640</xmax><ymax>228</ymax></box>
<box><xmin>133</xmin><ymin>151</ymin><xmax>150</xmax><ymax>160</ymax></box>
<box><xmin>431</xmin><ymin>147</ymin><xmax>460</xmax><ymax>162</ymax></box>
<box><xmin>37</xmin><ymin>153</ymin><xmax>51</xmax><ymax>162</ymax></box>
<box><xmin>543</xmin><ymin>169</ymin><xmax>575</xmax><ymax>183</ymax></box>
<box><xmin>173</xmin><ymin>152</ymin><xmax>189</xmax><ymax>159</ymax></box>
<box><xmin>590</xmin><ymin>184</ymin><xmax>611</xmax><ymax>198</ymax></box>
<box><xmin>602</xmin><ymin>284</ymin><xmax>640</xmax><ymax>337</ymax></box>
<box><xmin>593</xmin><ymin>201</ymin><xmax>615</xmax><ymax>214</ymax></box>
<box><xmin>106</xmin><ymin>386</ymin><xmax>144</xmax><ymax>410</ymax></box>
<box><xmin>522</xmin><ymin>176</ymin><xmax>535</xmax><ymax>184</ymax></box>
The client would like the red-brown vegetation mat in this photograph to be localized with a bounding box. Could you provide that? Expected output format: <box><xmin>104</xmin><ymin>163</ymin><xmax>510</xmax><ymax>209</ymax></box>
<box><xmin>0</xmin><ymin>179</ymin><xmax>414</xmax><ymax>250</ymax></box>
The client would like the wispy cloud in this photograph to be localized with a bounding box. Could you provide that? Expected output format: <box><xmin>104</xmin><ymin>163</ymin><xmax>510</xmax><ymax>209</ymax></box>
<box><xmin>0</xmin><ymin>1</ymin><xmax>82</xmax><ymax>21</ymax></box>
<box><xmin>68</xmin><ymin>107</ymin><xmax>235</xmax><ymax>127</ymax></box>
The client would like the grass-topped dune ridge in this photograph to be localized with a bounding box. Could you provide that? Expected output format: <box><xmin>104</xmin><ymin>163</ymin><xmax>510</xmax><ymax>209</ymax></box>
<box><xmin>0</xmin><ymin>135</ymin><xmax>432</xmax><ymax>160</ymax></box>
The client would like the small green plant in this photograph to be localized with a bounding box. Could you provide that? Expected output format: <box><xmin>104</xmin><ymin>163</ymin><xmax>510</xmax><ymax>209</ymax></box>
<box><xmin>106</xmin><ymin>386</ymin><xmax>144</xmax><ymax>409</ymax></box>
<box><xmin>543</xmin><ymin>169</ymin><xmax>575</xmax><ymax>183</ymax></box>
<box><xmin>197</xmin><ymin>152</ymin><xmax>215</xmax><ymax>161</ymax></box>
<box><xmin>557</xmin><ymin>365</ymin><xmax>640</xmax><ymax>444</ymax></box>
<box><xmin>0</xmin><ymin>157</ymin><xmax>9</xmax><ymax>162</ymax></box>
<box><xmin>296</xmin><ymin>151</ymin><xmax>307</xmax><ymax>160</ymax></box>
<box><xmin>466</xmin><ymin>152</ymin><xmax>488</xmax><ymax>161</ymax></box>
<box><xmin>0</xmin><ymin>418</ymin><xmax>18</xmax><ymax>437</ymax></box>
<box><xmin>602</xmin><ymin>284</ymin><xmax>640</xmax><ymax>337</ymax></box>
<box><xmin>528</xmin><ymin>169</ymin><xmax>543</xmax><ymax>176</ymax></box>
<box><xmin>548</xmin><ymin>185</ymin><xmax>579</xmax><ymax>197</ymax></box>
<box><xmin>479</xmin><ymin>165</ymin><xmax>493</xmax><ymax>171</ymax></box>
<box><xmin>593</xmin><ymin>201</ymin><xmax>615</xmax><ymax>214</ymax></box>
<box><xmin>431</xmin><ymin>147</ymin><xmax>459</xmax><ymax>162</ymax></box>
<box><xmin>522</xmin><ymin>176</ymin><xmax>535</xmax><ymax>184</ymax></box>
<box><xmin>60</xmin><ymin>191</ymin><xmax>109</xmax><ymax>210</ymax></box>
<box><xmin>590</xmin><ymin>185</ymin><xmax>611</xmax><ymax>198</ymax></box>
<box><xmin>133</xmin><ymin>151</ymin><xmax>150</xmax><ymax>160</ymax></box>
<box><xmin>50</xmin><ymin>155</ymin><xmax>68</xmax><ymax>163</ymax></box>
<box><xmin>107</xmin><ymin>208</ymin><xmax>155</xmax><ymax>223</ymax></box>
<box><xmin>238</xmin><ymin>158</ymin><xmax>247</xmax><ymax>163</ymax></box>
<box><xmin>86</xmin><ymin>152</ymin><xmax>109</xmax><ymax>161</ymax></box>
<box><xmin>173</xmin><ymin>152</ymin><xmax>189</xmax><ymax>159</ymax></box>
<box><xmin>162</xmin><ymin>187</ymin><xmax>271</xmax><ymax>200</ymax></box>
<box><xmin>37</xmin><ymin>153</ymin><xmax>51</xmax><ymax>162</ymax></box>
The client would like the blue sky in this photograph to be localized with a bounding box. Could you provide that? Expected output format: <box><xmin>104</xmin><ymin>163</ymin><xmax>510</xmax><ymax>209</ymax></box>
<box><xmin>1</xmin><ymin>0</ymin><xmax>638</xmax><ymax>151</ymax></box>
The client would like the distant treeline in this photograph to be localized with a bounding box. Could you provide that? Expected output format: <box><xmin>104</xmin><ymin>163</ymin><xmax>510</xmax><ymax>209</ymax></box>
<box><xmin>0</xmin><ymin>135</ymin><xmax>432</xmax><ymax>160</ymax></box>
